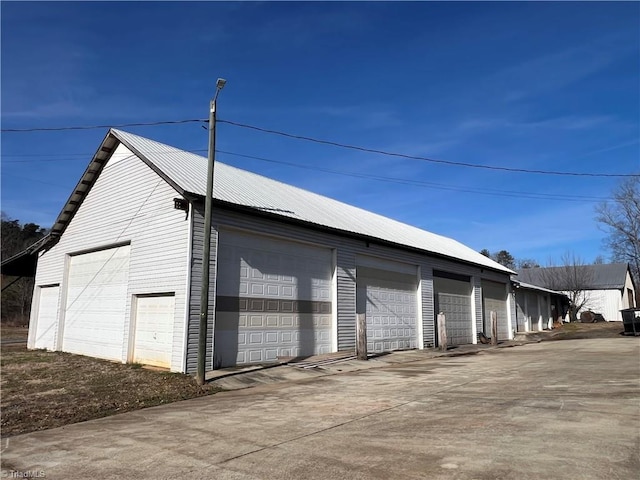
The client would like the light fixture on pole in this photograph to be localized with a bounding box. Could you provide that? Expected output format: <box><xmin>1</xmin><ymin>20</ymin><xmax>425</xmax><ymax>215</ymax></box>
<box><xmin>197</xmin><ymin>77</ymin><xmax>226</xmax><ymax>385</ymax></box>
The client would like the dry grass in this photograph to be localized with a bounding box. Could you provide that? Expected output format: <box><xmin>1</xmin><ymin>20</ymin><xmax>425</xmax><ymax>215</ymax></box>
<box><xmin>1</xmin><ymin>326</ymin><xmax>29</xmax><ymax>341</ymax></box>
<box><xmin>1</xmin><ymin>342</ymin><xmax>221</xmax><ymax>437</ymax></box>
<box><xmin>552</xmin><ymin>321</ymin><xmax>626</xmax><ymax>339</ymax></box>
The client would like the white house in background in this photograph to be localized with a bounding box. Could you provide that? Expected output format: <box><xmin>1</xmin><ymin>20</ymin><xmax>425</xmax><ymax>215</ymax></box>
<box><xmin>7</xmin><ymin>129</ymin><xmax>516</xmax><ymax>373</ymax></box>
<box><xmin>517</xmin><ymin>264</ymin><xmax>636</xmax><ymax>322</ymax></box>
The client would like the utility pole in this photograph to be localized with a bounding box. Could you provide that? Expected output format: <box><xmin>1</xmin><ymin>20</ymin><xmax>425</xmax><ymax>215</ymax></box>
<box><xmin>197</xmin><ymin>78</ymin><xmax>226</xmax><ymax>386</ymax></box>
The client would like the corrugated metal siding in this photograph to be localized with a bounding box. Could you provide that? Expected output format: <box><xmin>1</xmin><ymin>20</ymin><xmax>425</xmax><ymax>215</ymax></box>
<box><xmin>31</xmin><ymin>144</ymin><xmax>190</xmax><ymax>371</ymax></box>
<box><xmin>185</xmin><ymin>205</ymin><xmax>217</xmax><ymax>373</ymax></box>
<box><xmin>624</xmin><ymin>272</ymin><xmax>636</xmax><ymax>309</ymax></box>
<box><xmin>421</xmin><ymin>268</ymin><xmax>435</xmax><ymax>347</ymax></box>
<box><xmin>111</xmin><ymin>129</ymin><xmax>513</xmax><ymax>276</ymax></box>
<box><xmin>473</xmin><ymin>276</ymin><xmax>482</xmax><ymax>341</ymax></box>
<box><xmin>185</xmin><ymin>206</ymin><xmax>512</xmax><ymax>371</ymax></box>
<box><xmin>336</xmin><ymin>248</ymin><xmax>356</xmax><ymax>351</ymax></box>
<box><xmin>508</xmin><ymin>286</ymin><xmax>517</xmax><ymax>336</ymax></box>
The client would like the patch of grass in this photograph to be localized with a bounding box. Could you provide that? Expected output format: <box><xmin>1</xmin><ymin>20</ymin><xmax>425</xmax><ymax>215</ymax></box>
<box><xmin>1</xmin><ymin>345</ymin><xmax>222</xmax><ymax>437</ymax></box>
<box><xmin>560</xmin><ymin>323</ymin><xmax>580</xmax><ymax>332</ymax></box>
<box><xmin>551</xmin><ymin>321</ymin><xmax>625</xmax><ymax>340</ymax></box>
<box><xmin>0</xmin><ymin>326</ymin><xmax>28</xmax><ymax>340</ymax></box>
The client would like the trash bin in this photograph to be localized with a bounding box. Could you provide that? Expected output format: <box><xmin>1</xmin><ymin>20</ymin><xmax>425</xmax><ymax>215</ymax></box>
<box><xmin>620</xmin><ymin>308</ymin><xmax>640</xmax><ymax>336</ymax></box>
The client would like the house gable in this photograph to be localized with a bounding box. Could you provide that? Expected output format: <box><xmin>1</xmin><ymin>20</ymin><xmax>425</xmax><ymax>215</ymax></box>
<box><xmin>29</xmin><ymin>142</ymin><xmax>191</xmax><ymax>371</ymax></box>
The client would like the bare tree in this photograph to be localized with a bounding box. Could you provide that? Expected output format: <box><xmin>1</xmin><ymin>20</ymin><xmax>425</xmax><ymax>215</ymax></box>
<box><xmin>540</xmin><ymin>252</ymin><xmax>594</xmax><ymax>322</ymax></box>
<box><xmin>595</xmin><ymin>176</ymin><xmax>640</xmax><ymax>302</ymax></box>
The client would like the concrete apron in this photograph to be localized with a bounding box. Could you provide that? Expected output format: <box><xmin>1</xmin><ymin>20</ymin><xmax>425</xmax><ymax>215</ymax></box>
<box><xmin>3</xmin><ymin>337</ymin><xmax>638</xmax><ymax>480</ymax></box>
<box><xmin>206</xmin><ymin>341</ymin><xmax>527</xmax><ymax>391</ymax></box>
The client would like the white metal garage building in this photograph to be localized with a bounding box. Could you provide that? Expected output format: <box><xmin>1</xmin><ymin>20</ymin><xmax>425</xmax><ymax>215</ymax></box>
<box><xmin>23</xmin><ymin>129</ymin><xmax>515</xmax><ymax>373</ymax></box>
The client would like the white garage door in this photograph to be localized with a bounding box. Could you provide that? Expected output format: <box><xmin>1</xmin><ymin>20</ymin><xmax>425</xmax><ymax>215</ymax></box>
<box><xmin>62</xmin><ymin>245</ymin><xmax>130</xmax><ymax>361</ymax></box>
<box><xmin>356</xmin><ymin>266</ymin><xmax>418</xmax><ymax>353</ymax></box>
<box><xmin>433</xmin><ymin>273</ymin><xmax>473</xmax><ymax>346</ymax></box>
<box><xmin>215</xmin><ymin>230</ymin><xmax>333</xmax><ymax>368</ymax></box>
<box><xmin>482</xmin><ymin>280</ymin><xmax>509</xmax><ymax>340</ymax></box>
<box><xmin>133</xmin><ymin>295</ymin><xmax>175</xmax><ymax>368</ymax></box>
<box><xmin>33</xmin><ymin>285</ymin><xmax>60</xmax><ymax>350</ymax></box>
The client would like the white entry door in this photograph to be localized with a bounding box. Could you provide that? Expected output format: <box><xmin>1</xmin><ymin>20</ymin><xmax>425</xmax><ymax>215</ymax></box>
<box><xmin>133</xmin><ymin>295</ymin><xmax>175</xmax><ymax>368</ymax></box>
<box><xmin>34</xmin><ymin>285</ymin><xmax>60</xmax><ymax>350</ymax></box>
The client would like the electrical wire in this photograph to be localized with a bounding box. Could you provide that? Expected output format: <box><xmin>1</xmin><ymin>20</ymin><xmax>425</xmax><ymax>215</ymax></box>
<box><xmin>2</xmin><ymin>116</ymin><xmax>636</xmax><ymax>177</ymax></box>
<box><xmin>1</xmin><ymin>119</ymin><xmax>206</xmax><ymax>132</ymax></box>
<box><xmin>2</xmin><ymin>146</ymin><xmax>617</xmax><ymax>202</ymax></box>
<box><xmin>215</xmin><ymin>150</ymin><xmax>614</xmax><ymax>203</ymax></box>
<box><xmin>0</xmin><ymin>115</ymin><xmax>640</xmax><ymax>178</ymax></box>
<box><xmin>217</xmin><ymin>118</ymin><xmax>639</xmax><ymax>178</ymax></box>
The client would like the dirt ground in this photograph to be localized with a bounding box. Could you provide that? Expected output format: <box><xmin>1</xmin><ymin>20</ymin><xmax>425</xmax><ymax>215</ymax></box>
<box><xmin>1</xmin><ymin>339</ymin><xmax>221</xmax><ymax>437</ymax></box>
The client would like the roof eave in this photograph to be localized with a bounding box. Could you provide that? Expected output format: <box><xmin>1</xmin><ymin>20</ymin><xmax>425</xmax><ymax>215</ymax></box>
<box><xmin>196</xmin><ymin>196</ymin><xmax>515</xmax><ymax>276</ymax></box>
<box><xmin>49</xmin><ymin>130</ymin><xmax>120</xmax><ymax>238</ymax></box>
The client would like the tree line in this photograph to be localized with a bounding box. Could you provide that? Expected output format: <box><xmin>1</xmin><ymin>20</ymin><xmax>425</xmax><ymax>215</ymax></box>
<box><xmin>1</xmin><ymin>212</ymin><xmax>48</xmax><ymax>325</ymax></box>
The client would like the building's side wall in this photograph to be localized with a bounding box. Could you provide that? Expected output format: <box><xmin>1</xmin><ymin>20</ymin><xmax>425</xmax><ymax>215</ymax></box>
<box><xmin>581</xmin><ymin>289</ymin><xmax>623</xmax><ymax>322</ymax></box>
<box><xmin>29</xmin><ymin>144</ymin><xmax>191</xmax><ymax>371</ymax></box>
<box><xmin>623</xmin><ymin>272</ymin><xmax>636</xmax><ymax>309</ymax></box>
<box><xmin>185</xmin><ymin>205</ymin><xmax>512</xmax><ymax>373</ymax></box>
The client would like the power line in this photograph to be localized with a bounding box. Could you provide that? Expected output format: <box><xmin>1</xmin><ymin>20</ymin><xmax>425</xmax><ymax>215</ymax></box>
<box><xmin>3</xmin><ymin>116</ymin><xmax>636</xmax><ymax>177</ymax></box>
<box><xmin>216</xmin><ymin>150</ymin><xmax>614</xmax><ymax>203</ymax></box>
<box><xmin>218</xmin><ymin>119</ymin><xmax>639</xmax><ymax>178</ymax></box>
<box><xmin>2</xmin><ymin>143</ymin><xmax>617</xmax><ymax>202</ymax></box>
<box><xmin>4</xmin><ymin>144</ymin><xmax>614</xmax><ymax>203</ymax></box>
<box><xmin>3</xmin><ymin>148</ymin><xmax>209</xmax><ymax>162</ymax></box>
<box><xmin>1</xmin><ymin>119</ymin><xmax>206</xmax><ymax>132</ymax></box>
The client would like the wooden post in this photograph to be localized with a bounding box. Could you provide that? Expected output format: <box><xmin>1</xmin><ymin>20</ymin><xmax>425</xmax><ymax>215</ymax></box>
<box><xmin>356</xmin><ymin>313</ymin><xmax>368</xmax><ymax>360</ymax></box>
<box><xmin>491</xmin><ymin>310</ymin><xmax>498</xmax><ymax>346</ymax></box>
<box><xmin>437</xmin><ymin>312</ymin><xmax>447</xmax><ymax>351</ymax></box>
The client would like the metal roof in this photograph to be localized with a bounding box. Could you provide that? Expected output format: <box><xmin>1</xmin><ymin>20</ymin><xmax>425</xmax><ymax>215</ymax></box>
<box><xmin>511</xmin><ymin>278</ymin><xmax>566</xmax><ymax>296</ymax></box>
<box><xmin>516</xmin><ymin>263</ymin><xmax>631</xmax><ymax>290</ymax></box>
<box><xmin>45</xmin><ymin>128</ymin><xmax>515</xmax><ymax>275</ymax></box>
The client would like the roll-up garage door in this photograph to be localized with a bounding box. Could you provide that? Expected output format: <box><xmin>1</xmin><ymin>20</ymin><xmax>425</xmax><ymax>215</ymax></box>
<box><xmin>63</xmin><ymin>245</ymin><xmax>130</xmax><ymax>361</ymax></box>
<box><xmin>34</xmin><ymin>285</ymin><xmax>60</xmax><ymax>350</ymax></box>
<box><xmin>482</xmin><ymin>280</ymin><xmax>509</xmax><ymax>340</ymax></box>
<box><xmin>215</xmin><ymin>230</ymin><xmax>333</xmax><ymax>368</ymax></box>
<box><xmin>433</xmin><ymin>272</ymin><xmax>473</xmax><ymax>346</ymax></box>
<box><xmin>356</xmin><ymin>266</ymin><xmax>418</xmax><ymax>353</ymax></box>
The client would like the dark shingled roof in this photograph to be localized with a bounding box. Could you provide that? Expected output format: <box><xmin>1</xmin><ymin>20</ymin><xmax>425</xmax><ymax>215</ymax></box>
<box><xmin>517</xmin><ymin>263</ymin><xmax>631</xmax><ymax>291</ymax></box>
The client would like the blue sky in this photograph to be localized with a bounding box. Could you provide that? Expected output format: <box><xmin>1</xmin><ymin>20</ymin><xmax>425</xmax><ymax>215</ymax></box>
<box><xmin>2</xmin><ymin>1</ymin><xmax>639</xmax><ymax>265</ymax></box>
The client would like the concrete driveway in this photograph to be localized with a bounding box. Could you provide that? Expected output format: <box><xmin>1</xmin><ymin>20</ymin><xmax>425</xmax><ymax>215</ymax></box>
<box><xmin>2</xmin><ymin>337</ymin><xmax>639</xmax><ymax>479</ymax></box>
